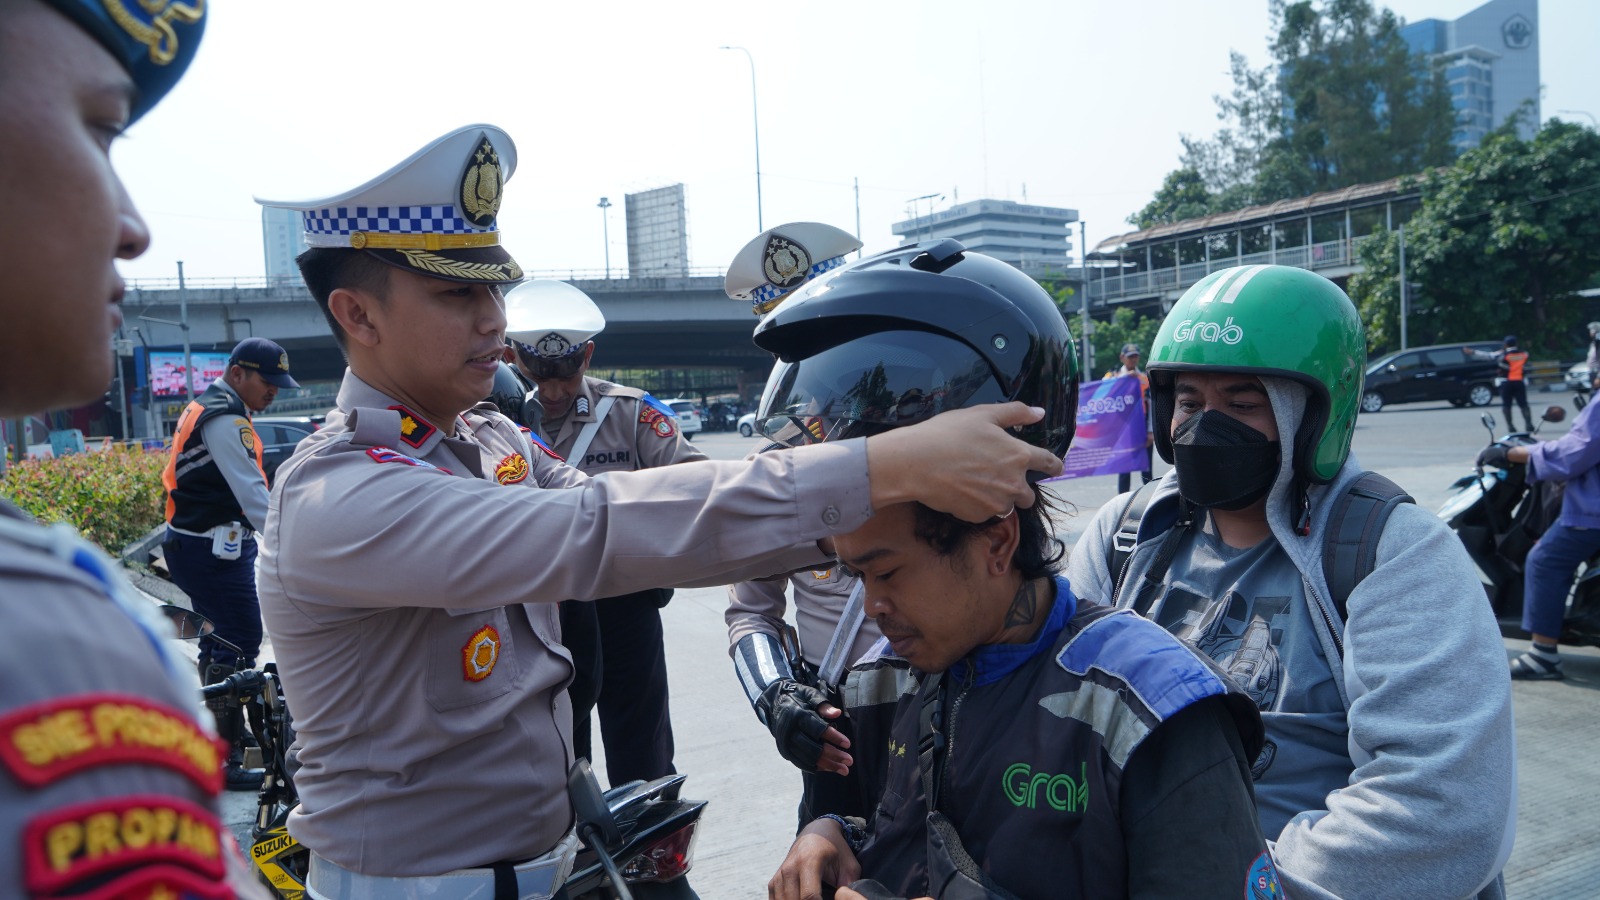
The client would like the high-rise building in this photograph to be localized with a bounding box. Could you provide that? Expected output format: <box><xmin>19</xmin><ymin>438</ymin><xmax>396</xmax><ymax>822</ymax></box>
<box><xmin>1401</xmin><ymin>0</ymin><xmax>1540</xmax><ymax>152</ymax></box>
<box><xmin>625</xmin><ymin>184</ymin><xmax>690</xmax><ymax>277</ymax></box>
<box><xmin>891</xmin><ymin>199</ymin><xmax>1077</xmax><ymax>274</ymax></box>
<box><xmin>262</xmin><ymin>205</ymin><xmax>308</xmax><ymax>283</ymax></box>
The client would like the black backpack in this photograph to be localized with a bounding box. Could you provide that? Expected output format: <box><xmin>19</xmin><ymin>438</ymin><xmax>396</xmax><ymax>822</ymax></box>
<box><xmin>1105</xmin><ymin>473</ymin><xmax>1413</xmax><ymax>633</ymax></box>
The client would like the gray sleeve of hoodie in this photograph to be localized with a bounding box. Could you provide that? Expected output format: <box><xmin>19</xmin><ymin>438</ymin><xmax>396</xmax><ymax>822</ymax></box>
<box><xmin>1272</xmin><ymin>502</ymin><xmax>1515</xmax><ymax>900</ymax></box>
<box><xmin>1063</xmin><ymin>491</ymin><xmax>1126</xmax><ymax>606</ymax></box>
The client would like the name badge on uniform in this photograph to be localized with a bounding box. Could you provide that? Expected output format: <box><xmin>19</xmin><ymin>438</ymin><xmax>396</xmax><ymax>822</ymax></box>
<box><xmin>211</xmin><ymin>523</ymin><xmax>243</xmax><ymax>561</ymax></box>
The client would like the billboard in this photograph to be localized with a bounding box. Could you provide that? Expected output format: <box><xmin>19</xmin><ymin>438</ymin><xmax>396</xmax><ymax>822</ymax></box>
<box><xmin>625</xmin><ymin>184</ymin><xmax>689</xmax><ymax>276</ymax></box>
<box><xmin>148</xmin><ymin>351</ymin><xmax>230</xmax><ymax>398</ymax></box>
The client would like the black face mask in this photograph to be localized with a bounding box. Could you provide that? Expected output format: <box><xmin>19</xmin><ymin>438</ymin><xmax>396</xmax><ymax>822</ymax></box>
<box><xmin>1171</xmin><ymin>410</ymin><xmax>1281</xmax><ymax>511</ymax></box>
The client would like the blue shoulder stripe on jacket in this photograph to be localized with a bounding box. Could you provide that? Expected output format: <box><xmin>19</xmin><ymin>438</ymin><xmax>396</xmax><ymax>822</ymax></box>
<box><xmin>640</xmin><ymin>393</ymin><xmax>675</xmax><ymax>418</ymax></box>
<box><xmin>1055</xmin><ymin>608</ymin><xmax>1230</xmax><ymax>721</ymax></box>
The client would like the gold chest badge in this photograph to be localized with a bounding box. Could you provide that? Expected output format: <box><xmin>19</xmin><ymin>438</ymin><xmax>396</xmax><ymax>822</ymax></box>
<box><xmin>462</xmin><ymin>625</ymin><xmax>500</xmax><ymax>682</ymax></box>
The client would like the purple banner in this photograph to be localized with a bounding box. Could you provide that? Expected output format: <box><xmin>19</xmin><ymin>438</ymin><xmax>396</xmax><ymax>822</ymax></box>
<box><xmin>1050</xmin><ymin>376</ymin><xmax>1148</xmax><ymax>481</ymax></box>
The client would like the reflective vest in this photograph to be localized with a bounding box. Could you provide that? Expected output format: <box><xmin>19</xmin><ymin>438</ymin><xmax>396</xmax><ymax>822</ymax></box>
<box><xmin>1504</xmin><ymin>350</ymin><xmax>1528</xmax><ymax>381</ymax></box>
<box><xmin>162</xmin><ymin>383</ymin><xmax>264</xmax><ymax>531</ymax></box>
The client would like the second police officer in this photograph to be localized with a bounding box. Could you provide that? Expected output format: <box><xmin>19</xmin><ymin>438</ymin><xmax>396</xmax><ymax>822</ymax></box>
<box><xmin>505</xmin><ymin>278</ymin><xmax>707</xmax><ymax>784</ymax></box>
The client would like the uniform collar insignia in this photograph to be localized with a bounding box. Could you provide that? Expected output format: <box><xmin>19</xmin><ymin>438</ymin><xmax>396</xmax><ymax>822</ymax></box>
<box><xmin>575</xmin><ymin>396</ymin><xmax>590</xmax><ymax>417</ymax></box>
<box><xmin>387</xmin><ymin>404</ymin><xmax>438</xmax><ymax>449</ymax></box>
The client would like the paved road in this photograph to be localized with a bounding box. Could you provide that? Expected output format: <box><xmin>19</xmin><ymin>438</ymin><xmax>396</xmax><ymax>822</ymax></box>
<box><xmin>199</xmin><ymin>398</ymin><xmax>1597</xmax><ymax>897</ymax></box>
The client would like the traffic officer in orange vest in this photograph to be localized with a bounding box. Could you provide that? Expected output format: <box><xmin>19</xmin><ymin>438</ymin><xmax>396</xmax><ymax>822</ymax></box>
<box><xmin>505</xmin><ymin>279</ymin><xmax>708</xmax><ymax>784</ymax></box>
<box><xmin>162</xmin><ymin>337</ymin><xmax>298</xmax><ymax>789</ymax></box>
<box><xmin>1466</xmin><ymin>335</ymin><xmax>1533</xmax><ymax>433</ymax></box>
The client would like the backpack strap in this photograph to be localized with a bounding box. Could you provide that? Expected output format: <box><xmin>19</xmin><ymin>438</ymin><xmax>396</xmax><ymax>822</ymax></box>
<box><xmin>1321</xmin><ymin>472</ymin><xmax>1414</xmax><ymax>621</ymax></box>
<box><xmin>1106</xmin><ymin>481</ymin><xmax>1157</xmax><ymax>605</ymax></box>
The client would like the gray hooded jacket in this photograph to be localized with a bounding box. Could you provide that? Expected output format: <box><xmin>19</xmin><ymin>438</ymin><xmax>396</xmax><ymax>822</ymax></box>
<box><xmin>1066</xmin><ymin>378</ymin><xmax>1515</xmax><ymax>900</ymax></box>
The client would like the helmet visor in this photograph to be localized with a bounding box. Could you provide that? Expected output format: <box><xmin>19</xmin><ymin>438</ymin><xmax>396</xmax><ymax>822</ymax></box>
<box><xmin>757</xmin><ymin>331</ymin><xmax>1005</xmax><ymax>447</ymax></box>
<box><xmin>511</xmin><ymin>340</ymin><xmax>588</xmax><ymax>379</ymax></box>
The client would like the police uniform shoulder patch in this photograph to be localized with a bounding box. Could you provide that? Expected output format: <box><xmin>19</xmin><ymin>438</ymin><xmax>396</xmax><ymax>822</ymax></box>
<box><xmin>1246</xmin><ymin>850</ymin><xmax>1283</xmax><ymax>898</ymax></box>
<box><xmin>639</xmin><ymin>405</ymin><xmax>676</xmax><ymax>439</ymax></box>
<box><xmin>23</xmin><ymin>794</ymin><xmax>226</xmax><ymax>896</ymax></box>
<box><xmin>240</xmin><ymin>428</ymin><xmax>256</xmax><ymax>452</ymax></box>
<box><xmin>462</xmin><ymin>625</ymin><xmax>500</xmax><ymax>682</ymax></box>
<box><xmin>575</xmin><ymin>395</ymin><xmax>590</xmax><ymax>417</ymax></box>
<box><xmin>366</xmin><ymin>446</ymin><xmax>450</xmax><ymax>474</ymax></box>
<box><xmin>0</xmin><ymin>694</ymin><xmax>224</xmax><ymax>794</ymax></box>
<box><xmin>495</xmin><ymin>453</ymin><xmax>530</xmax><ymax>485</ymax></box>
<box><xmin>386</xmin><ymin>405</ymin><xmax>437</xmax><ymax>449</ymax></box>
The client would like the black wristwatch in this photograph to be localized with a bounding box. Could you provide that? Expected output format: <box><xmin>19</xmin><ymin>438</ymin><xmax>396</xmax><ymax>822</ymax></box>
<box><xmin>816</xmin><ymin>814</ymin><xmax>868</xmax><ymax>853</ymax></box>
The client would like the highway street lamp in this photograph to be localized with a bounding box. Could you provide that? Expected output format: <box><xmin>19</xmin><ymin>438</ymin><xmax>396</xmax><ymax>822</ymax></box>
<box><xmin>1556</xmin><ymin>109</ymin><xmax>1598</xmax><ymax>129</ymax></box>
<box><xmin>720</xmin><ymin>45</ymin><xmax>763</xmax><ymax>231</ymax></box>
<box><xmin>597</xmin><ymin>196</ymin><xmax>613</xmax><ymax>279</ymax></box>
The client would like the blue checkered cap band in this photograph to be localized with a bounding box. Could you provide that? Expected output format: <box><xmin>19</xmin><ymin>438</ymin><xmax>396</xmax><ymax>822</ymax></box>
<box><xmin>749</xmin><ymin>255</ymin><xmax>849</xmax><ymax>313</ymax></box>
<box><xmin>301</xmin><ymin>205</ymin><xmax>490</xmax><ymax>245</ymax></box>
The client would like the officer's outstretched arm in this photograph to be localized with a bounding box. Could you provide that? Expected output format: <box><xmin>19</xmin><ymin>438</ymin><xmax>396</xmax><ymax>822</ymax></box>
<box><xmin>865</xmin><ymin>403</ymin><xmax>1058</xmax><ymax>523</ymax></box>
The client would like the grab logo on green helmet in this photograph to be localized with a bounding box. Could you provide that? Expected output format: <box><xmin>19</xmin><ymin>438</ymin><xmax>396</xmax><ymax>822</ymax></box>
<box><xmin>1172</xmin><ymin>316</ymin><xmax>1244</xmax><ymax>345</ymax></box>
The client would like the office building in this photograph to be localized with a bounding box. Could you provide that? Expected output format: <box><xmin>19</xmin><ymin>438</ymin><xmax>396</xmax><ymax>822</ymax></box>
<box><xmin>1401</xmin><ymin>0</ymin><xmax>1540</xmax><ymax>151</ymax></box>
<box><xmin>625</xmin><ymin>184</ymin><xmax>690</xmax><ymax>277</ymax></box>
<box><xmin>891</xmin><ymin>199</ymin><xmax>1077</xmax><ymax>273</ymax></box>
<box><xmin>262</xmin><ymin>205</ymin><xmax>308</xmax><ymax>283</ymax></box>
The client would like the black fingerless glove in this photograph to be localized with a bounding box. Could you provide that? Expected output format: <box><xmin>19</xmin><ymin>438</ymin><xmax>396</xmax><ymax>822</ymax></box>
<box><xmin>756</xmin><ymin>679</ymin><xmax>832</xmax><ymax>773</ymax></box>
<box><xmin>1477</xmin><ymin>444</ymin><xmax>1513</xmax><ymax>470</ymax></box>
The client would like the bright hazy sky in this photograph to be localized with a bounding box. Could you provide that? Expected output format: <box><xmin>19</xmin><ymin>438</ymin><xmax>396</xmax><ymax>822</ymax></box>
<box><xmin>114</xmin><ymin>0</ymin><xmax>1597</xmax><ymax>285</ymax></box>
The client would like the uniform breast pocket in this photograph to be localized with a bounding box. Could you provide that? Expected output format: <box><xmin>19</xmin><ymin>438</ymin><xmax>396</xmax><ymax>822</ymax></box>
<box><xmin>425</xmin><ymin>607</ymin><xmax>522</xmax><ymax>712</ymax></box>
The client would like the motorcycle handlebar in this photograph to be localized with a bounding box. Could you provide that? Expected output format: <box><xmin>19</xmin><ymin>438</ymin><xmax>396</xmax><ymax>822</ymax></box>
<box><xmin>200</xmin><ymin>668</ymin><xmax>268</xmax><ymax>700</ymax></box>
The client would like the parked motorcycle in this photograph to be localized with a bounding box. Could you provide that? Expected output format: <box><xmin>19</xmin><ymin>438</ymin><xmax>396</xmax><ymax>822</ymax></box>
<box><xmin>158</xmin><ymin>606</ymin><xmax>705</xmax><ymax>899</ymax></box>
<box><xmin>1437</xmin><ymin>407</ymin><xmax>1600</xmax><ymax>647</ymax></box>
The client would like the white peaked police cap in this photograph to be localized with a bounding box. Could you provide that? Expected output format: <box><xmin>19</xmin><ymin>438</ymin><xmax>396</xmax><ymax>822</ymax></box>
<box><xmin>254</xmin><ymin>125</ymin><xmax>523</xmax><ymax>284</ymax></box>
<box><xmin>725</xmin><ymin>222</ymin><xmax>863</xmax><ymax>315</ymax></box>
<box><xmin>504</xmin><ymin>280</ymin><xmax>606</xmax><ymax>358</ymax></box>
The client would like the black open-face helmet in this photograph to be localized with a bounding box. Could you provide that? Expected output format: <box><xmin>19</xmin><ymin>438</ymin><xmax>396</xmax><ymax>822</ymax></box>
<box><xmin>752</xmin><ymin>239</ymin><xmax>1077</xmax><ymax>456</ymax></box>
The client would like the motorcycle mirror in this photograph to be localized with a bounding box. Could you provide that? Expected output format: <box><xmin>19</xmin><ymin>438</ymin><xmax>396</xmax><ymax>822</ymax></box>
<box><xmin>1543</xmin><ymin>406</ymin><xmax>1567</xmax><ymax>423</ymax></box>
<box><xmin>158</xmin><ymin>605</ymin><xmax>214</xmax><ymax>641</ymax></box>
<box><xmin>567</xmin><ymin>759</ymin><xmax>622</xmax><ymax>848</ymax></box>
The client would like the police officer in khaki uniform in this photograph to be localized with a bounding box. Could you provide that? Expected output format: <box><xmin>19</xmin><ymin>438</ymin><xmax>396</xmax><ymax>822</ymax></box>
<box><xmin>162</xmin><ymin>336</ymin><xmax>298</xmax><ymax>790</ymax></box>
<box><xmin>505</xmin><ymin>279</ymin><xmax>705</xmax><ymax>784</ymax></box>
<box><xmin>0</xmin><ymin>2</ymin><xmax>265</xmax><ymax>897</ymax></box>
<box><xmin>724</xmin><ymin>225</ymin><xmax>886</xmax><ymax>824</ymax></box>
<box><xmin>255</xmin><ymin>125</ymin><xmax>1062</xmax><ymax>897</ymax></box>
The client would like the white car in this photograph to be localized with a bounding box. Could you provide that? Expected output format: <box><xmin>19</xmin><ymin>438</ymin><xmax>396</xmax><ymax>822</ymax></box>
<box><xmin>737</xmin><ymin>412</ymin><xmax>758</xmax><ymax>438</ymax></box>
<box><xmin>660</xmin><ymin>398</ymin><xmax>703</xmax><ymax>439</ymax></box>
<box><xmin>1566</xmin><ymin>362</ymin><xmax>1592</xmax><ymax>391</ymax></box>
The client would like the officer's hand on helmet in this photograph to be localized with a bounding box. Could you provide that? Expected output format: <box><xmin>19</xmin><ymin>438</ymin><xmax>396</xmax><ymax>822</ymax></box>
<box><xmin>757</xmin><ymin>679</ymin><xmax>852</xmax><ymax>775</ymax></box>
<box><xmin>1477</xmin><ymin>444</ymin><xmax>1515</xmax><ymax>470</ymax></box>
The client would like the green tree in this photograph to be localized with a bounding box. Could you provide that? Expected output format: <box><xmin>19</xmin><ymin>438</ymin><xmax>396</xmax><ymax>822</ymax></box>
<box><xmin>1349</xmin><ymin>120</ymin><xmax>1600</xmax><ymax>356</ymax></box>
<box><xmin>1130</xmin><ymin>168</ymin><xmax>1215</xmax><ymax>230</ymax></box>
<box><xmin>1131</xmin><ymin>0</ymin><xmax>1456</xmax><ymax>226</ymax></box>
<box><xmin>1063</xmin><ymin>307</ymin><xmax>1166</xmax><ymax>379</ymax></box>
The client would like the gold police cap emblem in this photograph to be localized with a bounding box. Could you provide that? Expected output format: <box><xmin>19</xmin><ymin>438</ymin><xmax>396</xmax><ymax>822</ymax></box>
<box><xmin>459</xmin><ymin>134</ymin><xmax>504</xmax><ymax>228</ymax></box>
<box><xmin>763</xmin><ymin>234</ymin><xmax>813</xmax><ymax>290</ymax></box>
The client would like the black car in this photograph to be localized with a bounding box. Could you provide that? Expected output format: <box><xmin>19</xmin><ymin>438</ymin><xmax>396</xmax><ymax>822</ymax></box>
<box><xmin>253</xmin><ymin>415</ymin><xmax>323</xmax><ymax>484</ymax></box>
<box><xmin>1360</xmin><ymin>342</ymin><xmax>1502</xmax><ymax>413</ymax></box>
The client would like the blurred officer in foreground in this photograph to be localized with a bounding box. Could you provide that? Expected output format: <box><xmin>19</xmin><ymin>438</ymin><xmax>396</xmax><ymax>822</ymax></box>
<box><xmin>1070</xmin><ymin>266</ymin><xmax>1514</xmax><ymax>899</ymax></box>
<box><xmin>763</xmin><ymin>242</ymin><xmax>1273</xmax><ymax>900</ymax></box>
<box><xmin>254</xmin><ymin>126</ymin><xmax>1060</xmax><ymax>895</ymax></box>
<box><xmin>506</xmin><ymin>278</ymin><xmax>706</xmax><ymax>784</ymax></box>
<box><xmin>163</xmin><ymin>336</ymin><xmax>298</xmax><ymax>790</ymax></box>
<box><xmin>0</xmin><ymin>2</ymin><xmax>265</xmax><ymax>897</ymax></box>
<box><xmin>723</xmin><ymin>223</ymin><xmax>885</xmax><ymax>825</ymax></box>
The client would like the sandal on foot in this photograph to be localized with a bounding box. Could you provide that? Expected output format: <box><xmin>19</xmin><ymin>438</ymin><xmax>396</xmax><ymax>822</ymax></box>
<box><xmin>1510</xmin><ymin>652</ymin><xmax>1564</xmax><ymax>681</ymax></box>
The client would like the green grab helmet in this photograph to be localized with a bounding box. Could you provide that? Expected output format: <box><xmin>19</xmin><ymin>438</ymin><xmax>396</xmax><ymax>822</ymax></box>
<box><xmin>1147</xmin><ymin>265</ymin><xmax>1365</xmax><ymax>484</ymax></box>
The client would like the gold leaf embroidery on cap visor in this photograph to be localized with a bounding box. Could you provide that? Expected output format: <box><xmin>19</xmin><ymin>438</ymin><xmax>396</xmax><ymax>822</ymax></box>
<box><xmin>101</xmin><ymin>0</ymin><xmax>205</xmax><ymax>65</ymax></box>
<box><xmin>396</xmin><ymin>250</ymin><xmax>523</xmax><ymax>282</ymax></box>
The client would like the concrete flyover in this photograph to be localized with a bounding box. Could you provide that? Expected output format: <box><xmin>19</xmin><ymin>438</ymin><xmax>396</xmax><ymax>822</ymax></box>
<box><xmin>119</xmin><ymin>271</ymin><xmax>775</xmax><ymax>389</ymax></box>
